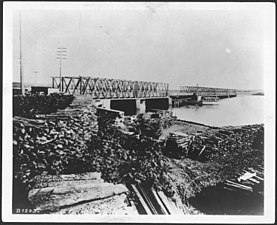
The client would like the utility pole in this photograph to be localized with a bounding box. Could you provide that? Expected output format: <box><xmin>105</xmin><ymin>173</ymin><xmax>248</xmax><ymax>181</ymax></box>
<box><xmin>33</xmin><ymin>71</ymin><xmax>39</xmax><ymax>84</ymax></box>
<box><xmin>56</xmin><ymin>47</ymin><xmax>67</xmax><ymax>92</ymax></box>
<box><xmin>19</xmin><ymin>12</ymin><xmax>24</xmax><ymax>95</ymax></box>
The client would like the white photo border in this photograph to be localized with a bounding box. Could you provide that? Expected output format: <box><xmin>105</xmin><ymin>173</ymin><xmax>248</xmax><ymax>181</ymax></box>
<box><xmin>2</xmin><ymin>2</ymin><xmax>275</xmax><ymax>223</ymax></box>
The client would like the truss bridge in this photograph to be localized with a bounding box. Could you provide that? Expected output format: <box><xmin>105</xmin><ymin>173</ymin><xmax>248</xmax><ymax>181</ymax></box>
<box><xmin>180</xmin><ymin>85</ymin><xmax>237</xmax><ymax>97</ymax></box>
<box><xmin>52</xmin><ymin>76</ymin><xmax>169</xmax><ymax>99</ymax></box>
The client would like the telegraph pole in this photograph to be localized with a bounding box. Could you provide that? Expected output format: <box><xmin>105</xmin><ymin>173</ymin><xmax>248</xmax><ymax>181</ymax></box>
<box><xmin>33</xmin><ymin>71</ymin><xmax>39</xmax><ymax>84</ymax></box>
<box><xmin>56</xmin><ymin>47</ymin><xmax>67</xmax><ymax>92</ymax></box>
<box><xmin>19</xmin><ymin>12</ymin><xmax>24</xmax><ymax>95</ymax></box>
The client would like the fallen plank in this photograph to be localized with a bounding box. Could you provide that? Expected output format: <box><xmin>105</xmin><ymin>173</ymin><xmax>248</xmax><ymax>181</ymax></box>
<box><xmin>151</xmin><ymin>188</ymin><xmax>169</xmax><ymax>215</ymax></box>
<box><xmin>197</xmin><ymin>146</ymin><xmax>206</xmax><ymax>159</ymax></box>
<box><xmin>137</xmin><ymin>184</ymin><xmax>158</xmax><ymax>215</ymax></box>
<box><xmin>225</xmin><ymin>180</ymin><xmax>253</xmax><ymax>191</ymax></box>
<box><xmin>238</xmin><ymin>172</ymin><xmax>256</xmax><ymax>182</ymax></box>
<box><xmin>130</xmin><ymin>184</ymin><xmax>152</xmax><ymax>215</ymax></box>
<box><xmin>157</xmin><ymin>191</ymin><xmax>184</xmax><ymax>215</ymax></box>
<box><xmin>29</xmin><ymin>182</ymin><xmax>129</xmax><ymax>212</ymax></box>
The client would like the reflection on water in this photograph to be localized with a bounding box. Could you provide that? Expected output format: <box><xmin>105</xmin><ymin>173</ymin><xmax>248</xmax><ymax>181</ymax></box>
<box><xmin>172</xmin><ymin>96</ymin><xmax>264</xmax><ymax>127</ymax></box>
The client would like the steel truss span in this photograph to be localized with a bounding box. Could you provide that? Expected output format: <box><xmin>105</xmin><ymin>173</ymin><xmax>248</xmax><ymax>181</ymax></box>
<box><xmin>52</xmin><ymin>76</ymin><xmax>169</xmax><ymax>99</ymax></box>
<box><xmin>180</xmin><ymin>86</ymin><xmax>237</xmax><ymax>97</ymax></box>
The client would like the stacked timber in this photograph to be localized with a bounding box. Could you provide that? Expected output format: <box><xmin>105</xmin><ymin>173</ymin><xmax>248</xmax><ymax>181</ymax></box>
<box><xmin>13</xmin><ymin>93</ymin><xmax>75</xmax><ymax>118</ymax></box>
<box><xmin>189</xmin><ymin>125</ymin><xmax>263</xmax><ymax>162</ymax></box>
<box><xmin>124</xmin><ymin>111</ymin><xmax>176</xmax><ymax>139</ymax></box>
<box><xmin>13</xmin><ymin>98</ymin><xmax>99</xmax><ymax>190</ymax></box>
<box><xmin>135</xmin><ymin>113</ymin><xmax>163</xmax><ymax>139</ymax></box>
<box><xmin>164</xmin><ymin>132</ymin><xmax>195</xmax><ymax>159</ymax></box>
<box><xmin>124</xmin><ymin>115</ymin><xmax>139</xmax><ymax>133</ymax></box>
<box><xmin>164</xmin><ymin>124</ymin><xmax>264</xmax><ymax>199</ymax></box>
<box><xmin>96</xmin><ymin>107</ymin><xmax>125</xmax><ymax>136</ymax></box>
<box><xmin>188</xmin><ymin>133</ymin><xmax>219</xmax><ymax>161</ymax></box>
<box><xmin>34</xmin><ymin>95</ymin><xmax>98</xmax><ymax>134</ymax></box>
<box><xmin>165</xmin><ymin>124</ymin><xmax>264</xmax><ymax>162</ymax></box>
<box><xmin>28</xmin><ymin>172</ymin><xmax>138</xmax><ymax>215</ymax></box>
<box><xmin>156</xmin><ymin>110</ymin><xmax>176</xmax><ymax>129</ymax></box>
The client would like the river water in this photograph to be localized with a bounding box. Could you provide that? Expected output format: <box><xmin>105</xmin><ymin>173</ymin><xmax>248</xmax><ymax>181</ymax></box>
<box><xmin>172</xmin><ymin>95</ymin><xmax>264</xmax><ymax>127</ymax></box>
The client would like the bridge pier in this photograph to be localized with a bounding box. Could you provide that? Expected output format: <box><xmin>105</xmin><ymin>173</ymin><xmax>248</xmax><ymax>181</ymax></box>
<box><xmin>94</xmin><ymin>97</ymin><xmax>171</xmax><ymax>116</ymax></box>
<box><xmin>136</xmin><ymin>99</ymin><xmax>146</xmax><ymax>114</ymax></box>
<box><xmin>145</xmin><ymin>97</ymin><xmax>171</xmax><ymax>111</ymax></box>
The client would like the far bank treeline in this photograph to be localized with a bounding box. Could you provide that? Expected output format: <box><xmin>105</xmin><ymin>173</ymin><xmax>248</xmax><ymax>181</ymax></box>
<box><xmin>12</xmin><ymin>94</ymin><xmax>264</xmax><ymax>208</ymax></box>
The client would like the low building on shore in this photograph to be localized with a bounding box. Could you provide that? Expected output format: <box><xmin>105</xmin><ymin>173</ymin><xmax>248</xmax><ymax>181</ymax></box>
<box><xmin>13</xmin><ymin>82</ymin><xmax>22</xmax><ymax>95</ymax></box>
<box><xmin>31</xmin><ymin>86</ymin><xmax>59</xmax><ymax>95</ymax></box>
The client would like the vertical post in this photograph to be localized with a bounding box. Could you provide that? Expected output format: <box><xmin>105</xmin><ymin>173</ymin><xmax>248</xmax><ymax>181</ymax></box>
<box><xmin>80</xmin><ymin>76</ymin><xmax>82</xmax><ymax>95</ymax></box>
<box><xmin>59</xmin><ymin>50</ymin><xmax>62</xmax><ymax>92</ymax></box>
<box><xmin>52</xmin><ymin>77</ymin><xmax>54</xmax><ymax>88</ymax></box>
<box><xmin>134</xmin><ymin>81</ymin><xmax>138</xmax><ymax>98</ymax></box>
<box><xmin>56</xmin><ymin>47</ymin><xmax>67</xmax><ymax>92</ymax></box>
<box><xmin>19</xmin><ymin>12</ymin><xmax>24</xmax><ymax>95</ymax></box>
<box><xmin>61</xmin><ymin>77</ymin><xmax>64</xmax><ymax>92</ymax></box>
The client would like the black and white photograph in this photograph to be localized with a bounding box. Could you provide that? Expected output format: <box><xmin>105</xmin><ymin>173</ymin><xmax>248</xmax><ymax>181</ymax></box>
<box><xmin>2</xmin><ymin>2</ymin><xmax>275</xmax><ymax>223</ymax></box>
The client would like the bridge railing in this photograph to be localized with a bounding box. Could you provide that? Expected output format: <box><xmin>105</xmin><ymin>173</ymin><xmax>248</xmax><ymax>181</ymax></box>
<box><xmin>52</xmin><ymin>76</ymin><xmax>169</xmax><ymax>99</ymax></box>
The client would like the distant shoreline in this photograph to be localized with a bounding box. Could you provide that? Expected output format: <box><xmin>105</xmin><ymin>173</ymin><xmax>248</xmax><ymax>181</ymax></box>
<box><xmin>252</xmin><ymin>92</ymin><xmax>264</xmax><ymax>96</ymax></box>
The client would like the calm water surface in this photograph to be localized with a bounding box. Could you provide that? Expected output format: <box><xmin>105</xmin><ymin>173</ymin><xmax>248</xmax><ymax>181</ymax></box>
<box><xmin>172</xmin><ymin>95</ymin><xmax>264</xmax><ymax>127</ymax></box>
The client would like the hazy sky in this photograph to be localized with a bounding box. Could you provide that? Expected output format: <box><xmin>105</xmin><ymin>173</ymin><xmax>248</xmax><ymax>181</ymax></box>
<box><xmin>13</xmin><ymin>3</ymin><xmax>267</xmax><ymax>90</ymax></box>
